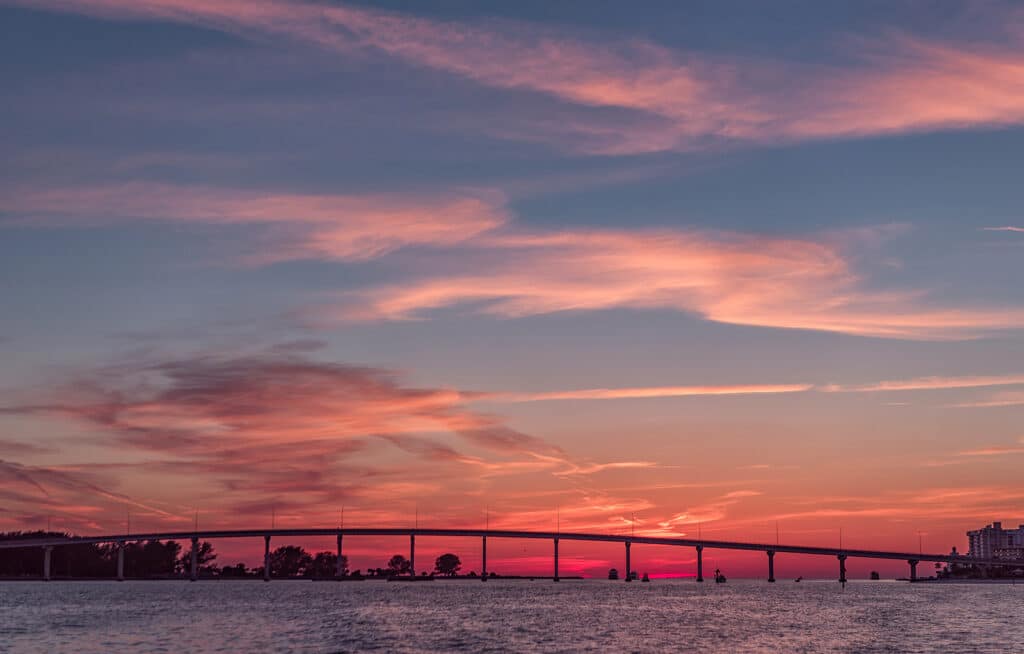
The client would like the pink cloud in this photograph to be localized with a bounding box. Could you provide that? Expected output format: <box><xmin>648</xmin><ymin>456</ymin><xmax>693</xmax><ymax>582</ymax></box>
<box><xmin>487</xmin><ymin>383</ymin><xmax>811</xmax><ymax>403</ymax></box>
<box><xmin>983</xmin><ymin>226</ymin><xmax>1024</xmax><ymax>233</ymax></box>
<box><xmin>4</xmin><ymin>182</ymin><xmax>507</xmax><ymax>263</ymax></box>
<box><xmin>10</xmin><ymin>1</ymin><xmax>1024</xmax><ymax>154</ymax></box>
<box><xmin>313</xmin><ymin>226</ymin><xmax>1024</xmax><ymax>339</ymax></box>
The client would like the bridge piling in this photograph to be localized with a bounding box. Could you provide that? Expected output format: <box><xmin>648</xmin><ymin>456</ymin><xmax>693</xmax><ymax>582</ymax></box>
<box><xmin>263</xmin><ymin>535</ymin><xmax>271</xmax><ymax>582</ymax></box>
<box><xmin>190</xmin><ymin>536</ymin><xmax>199</xmax><ymax>581</ymax></box>
<box><xmin>838</xmin><ymin>554</ymin><xmax>847</xmax><ymax>584</ymax></box>
<box><xmin>336</xmin><ymin>534</ymin><xmax>344</xmax><ymax>577</ymax></box>
<box><xmin>625</xmin><ymin>541</ymin><xmax>631</xmax><ymax>582</ymax></box>
<box><xmin>116</xmin><ymin>542</ymin><xmax>124</xmax><ymax>581</ymax></box>
<box><xmin>553</xmin><ymin>538</ymin><xmax>559</xmax><ymax>582</ymax></box>
<box><xmin>696</xmin><ymin>545</ymin><xmax>703</xmax><ymax>582</ymax></box>
<box><xmin>410</xmin><ymin>534</ymin><xmax>416</xmax><ymax>577</ymax></box>
<box><xmin>767</xmin><ymin>550</ymin><xmax>775</xmax><ymax>582</ymax></box>
<box><xmin>43</xmin><ymin>546</ymin><xmax>52</xmax><ymax>581</ymax></box>
<box><xmin>908</xmin><ymin>559</ymin><xmax>918</xmax><ymax>582</ymax></box>
<box><xmin>482</xmin><ymin>535</ymin><xmax>487</xmax><ymax>581</ymax></box>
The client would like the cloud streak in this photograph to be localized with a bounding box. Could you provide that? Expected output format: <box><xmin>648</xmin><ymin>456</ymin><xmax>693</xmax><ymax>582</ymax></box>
<box><xmin>11</xmin><ymin>1</ymin><xmax>1024</xmax><ymax>154</ymax></box>
<box><xmin>315</xmin><ymin>226</ymin><xmax>1024</xmax><ymax>340</ymax></box>
<box><xmin>826</xmin><ymin>373</ymin><xmax>1024</xmax><ymax>392</ymax></box>
<box><xmin>3</xmin><ymin>182</ymin><xmax>507</xmax><ymax>263</ymax></box>
<box><xmin>487</xmin><ymin>383</ymin><xmax>811</xmax><ymax>403</ymax></box>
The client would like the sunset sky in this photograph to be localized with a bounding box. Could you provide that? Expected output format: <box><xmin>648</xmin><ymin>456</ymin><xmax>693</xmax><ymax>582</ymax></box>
<box><xmin>2</xmin><ymin>0</ymin><xmax>1023</xmax><ymax>577</ymax></box>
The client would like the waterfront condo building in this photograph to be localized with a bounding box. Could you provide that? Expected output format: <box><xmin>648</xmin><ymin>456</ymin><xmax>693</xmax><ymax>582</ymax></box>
<box><xmin>967</xmin><ymin>522</ymin><xmax>1024</xmax><ymax>560</ymax></box>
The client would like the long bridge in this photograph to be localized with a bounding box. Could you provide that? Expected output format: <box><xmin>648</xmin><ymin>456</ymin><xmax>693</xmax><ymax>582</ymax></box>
<box><xmin>1</xmin><ymin>527</ymin><xmax>1013</xmax><ymax>583</ymax></box>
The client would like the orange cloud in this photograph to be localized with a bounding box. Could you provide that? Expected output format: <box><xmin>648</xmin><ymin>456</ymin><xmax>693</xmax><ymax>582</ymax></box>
<box><xmin>5</xmin><ymin>182</ymin><xmax>507</xmax><ymax>263</ymax></box>
<box><xmin>487</xmin><ymin>383</ymin><xmax>811</xmax><ymax>403</ymax></box>
<box><xmin>316</xmin><ymin>226</ymin><xmax>1024</xmax><ymax>339</ymax></box>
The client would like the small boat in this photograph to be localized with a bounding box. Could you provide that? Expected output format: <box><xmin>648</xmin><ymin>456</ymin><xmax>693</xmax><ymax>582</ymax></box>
<box><xmin>714</xmin><ymin>568</ymin><xmax>727</xmax><ymax>583</ymax></box>
<box><xmin>641</xmin><ymin>572</ymin><xmax>650</xmax><ymax>582</ymax></box>
<box><xmin>608</xmin><ymin>568</ymin><xmax>619</xmax><ymax>580</ymax></box>
<box><xmin>794</xmin><ymin>576</ymin><xmax>802</xmax><ymax>582</ymax></box>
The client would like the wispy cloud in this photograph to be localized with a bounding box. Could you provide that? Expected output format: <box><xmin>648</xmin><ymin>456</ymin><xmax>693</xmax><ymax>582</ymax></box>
<box><xmin>947</xmin><ymin>391</ymin><xmax>1024</xmax><ymax>408</ymax></box>
<box><xmin>313</xmin><ymin>226</ymin><xmax>1024</xmax><ymax>340</ymax></box>
<box><xmin>3</xmin><ymin>182</ymin><xmax>507</xmax><ymax>263</ymax></box>
<box><xmin>825</xmin><ymin>373</ymin><xmax>1024</xmax><ymax>392</ymax></box>
<box><xmin>11</xmin><ymin>1</ymin><xmax>1024</xmax><ymax>154</ymax></box>
<box><xmin>983</xmin><ymin>226</ymin><xmax>1024</xmax><ymax>233</ymax></box>
<box><xmin>485</xmin><ymin>383</ymin><xmax>811</xmax><ymax>403</ymax></box>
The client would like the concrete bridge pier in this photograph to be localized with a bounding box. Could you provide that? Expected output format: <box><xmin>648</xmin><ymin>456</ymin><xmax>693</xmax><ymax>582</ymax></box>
<box><xmin>481</xmin><ymin>535</ymin><xmax>487</xmax><ymax>581</ymax></box>
<box><xmin>335</xmin><ymin>534</ymin><xmax>344</xmax><ymax>577</ymax></box>
<box><xmin>767</xmin><ymin>550</ymin><xmax>776</xmax><ymax>582</ymax></box>
<box><xmin>116</xmin><ymin>542</ymin><xmax>125</xmax><ymax>581</ymax></box>
<box><xmin>625</xmin><ymin>541</ymin><xmax>632</xmax><ymax>582</ymax></box>
<box><xmin>43</xmin><ymin>546</ymin><xmax>53</xmax><ymax>581</ymax></box>
<box><xmin>190</xmin><ymin>537</ymin><xmax>199</xmax><ymax>581</ymax></box>
<box><xmin>263</xmin><ymin>535</ymin><xmax>271</xmax><ymax>582</ymax></box>
<box><xmin>410</xmin><ymin>534</ymin><xmax>415</xmax><ymax>576</ymax></box>
<box><xmin>908</xmin><ymin>559</ymin><xmax>918</xmax><ymax>582</ymax></box>
<box><xmin>553</xmin><ymin>538</ymin><xmax>559</xmax><ymax>582</ymax></box>
<box><xmin>695</xmin><ymin>545</ymin><xmax>703</xmax><ymax>582</ymax></box>
<box><xmin>838</xmin><ymin>554</ymin><xmax>847</xmax><ymax>584</ymax></box>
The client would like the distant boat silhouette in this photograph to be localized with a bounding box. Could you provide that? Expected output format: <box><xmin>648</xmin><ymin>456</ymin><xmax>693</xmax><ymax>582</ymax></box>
<box><xmin>607</xmin><ymin>568</ymin><xmax>619</xmax><ymax>580</ymax></box>
<box><xmin>794</xmin><ymin>576</ymin><xmax>802</xmax><ymax>582</ymax></box>
<box><xmin>714</xmin><ymin>568</ymin><xmax>727</xmax><ymax>583</ymax></box>
<box><xmin>641</xmin><ymin>572</ymin><xmax>650</xmax><ymax>582</ymax></box>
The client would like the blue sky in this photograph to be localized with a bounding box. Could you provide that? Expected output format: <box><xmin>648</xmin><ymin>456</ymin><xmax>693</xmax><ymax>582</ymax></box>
<box><xmin>1</xmin><ymin>0</ymin><xmax>1023</xmax><ymax>572</ymax></box>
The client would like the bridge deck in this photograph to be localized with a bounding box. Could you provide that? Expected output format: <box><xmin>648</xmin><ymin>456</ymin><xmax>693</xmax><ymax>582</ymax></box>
<box><xmin>0</xmin><ymin>527</ymin><xmax>1009</xmax><ymax>566</ymax></box>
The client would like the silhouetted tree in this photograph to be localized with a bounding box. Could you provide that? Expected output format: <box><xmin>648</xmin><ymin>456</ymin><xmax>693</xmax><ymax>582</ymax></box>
<box><xmin>386</xmin><ymin>554</ymin><xmax>411</xmax><ymax>576</ymax></box>
<box><xmin>219</xmin><ymin>562</ymin><xmax>250</xmax><ymax>577</ymax></box>
<box><xmin>177</xmin><ymin>541</ymin><xmax>217</xmax><ymax>575</ymax></box>
<box><xmin>434</xmin><ymin>553</ymin><xmax>461</xmax><ymax>576</ymax></box>
<box><xmin>307</xmin><ymin>551</ymin><xmax>347</xmax><ymax>577</ymax></box>
<box><xmin>126</xmin><ymin>540</ymin><xmax>181</xmax><ymax>577</ymax></box>
<box><xmin>269</xmin><ymin>545</ymin><xmax>312</xmax><ymax>577</ymax></box>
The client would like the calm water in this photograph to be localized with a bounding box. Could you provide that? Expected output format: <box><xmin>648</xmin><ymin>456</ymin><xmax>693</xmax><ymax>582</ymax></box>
<box><xmin>1</xmin><ymin>579</ymin><xmax>1021</xmax><ymax>653</ymax></box>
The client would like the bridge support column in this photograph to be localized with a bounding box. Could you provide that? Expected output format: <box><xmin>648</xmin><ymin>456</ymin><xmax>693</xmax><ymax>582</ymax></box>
<box><xmin>696</xmin><ymin>545</ymin><xmax>703</xmax><ymax>582</ymax></box>
<box><xmin>767</xmin><ymin>550</ymin><xmax>775</xmax><ymax>582</ymax></box>
<box><xmin>625</xmin><ymin>541</ymin><xmax>631</xmax><ymax>582</ymax></box>
<box><xmin>838</xmin><ymin>554</ymin><xmax>847</xmax><ymax>584</ymax></box>
<box><xmin>336</xmin><ymin>534</ymin><xmax>344</xmax><ymax>577</ymax></box>
<box><xmin>482</xmin><ymin>536</ymin><xmax>487</xmax><ymax>582</ymax></box>
<box><xmin>410</xmin><ymin>534</ymin><xmax>415</xmax><ymax>577</ymax></box>
<box><xmin>43</xmin><ymin>546</ymin><xmax>53</xmax><ymax>581</ymax></box>
<box><xmin>116</xmin><ymin>542</ymin><xmax>125</xmax><ymax>581</ymax></box>
<box><xmin>908</xmin><ymin>559</ymin><xmax>918</xmax><ymax>582</ymax></box>
<box><xmin>553</xmin><ymin>538</ymin><xmax>559</xmax><ymax>582</ymax></box>
<box><xmin>190</xmin><ymin>537</ymin><xmax>199</xmax><ymax>581</ymax></box>
<box><xmin>263</xmin><ymin>535</ymin><xmax>271</xmax><ymax>582</ymax></box>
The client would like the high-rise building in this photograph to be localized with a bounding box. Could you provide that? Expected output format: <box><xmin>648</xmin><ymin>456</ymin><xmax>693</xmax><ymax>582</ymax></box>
<box><xmin>967</xmin><ymin>522</ymin><xmax>1024</xmax><ymax>560</ymax></box>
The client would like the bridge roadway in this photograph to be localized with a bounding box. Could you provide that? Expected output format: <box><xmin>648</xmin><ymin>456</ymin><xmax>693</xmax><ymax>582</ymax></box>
<box><xmin>2</xmin><ymin>527</ymin><xmax>1013</xmax><ymax>582</ymax></box>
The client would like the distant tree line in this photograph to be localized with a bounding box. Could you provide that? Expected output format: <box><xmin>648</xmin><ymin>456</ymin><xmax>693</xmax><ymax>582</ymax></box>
<box><xmin>2</xmin><ymin>533</ymin><xmax>493</xmax><ymax>580</ymax></box>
